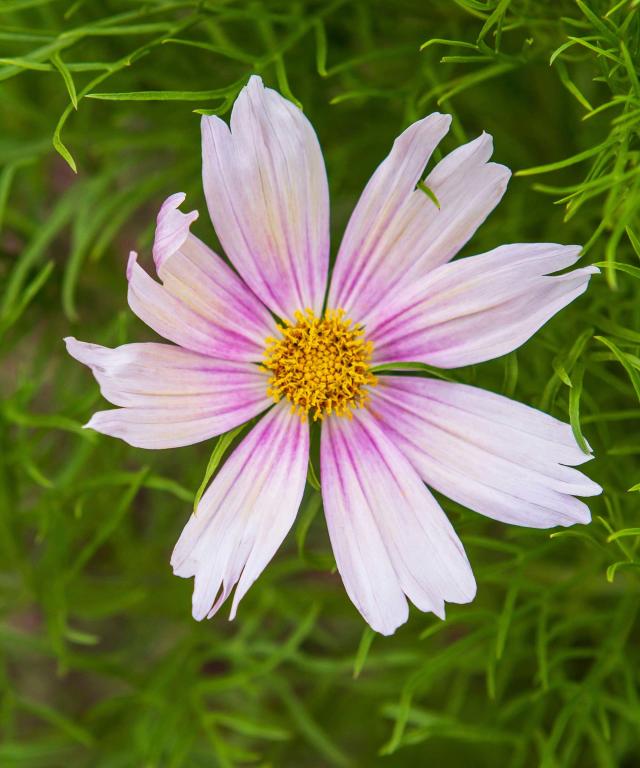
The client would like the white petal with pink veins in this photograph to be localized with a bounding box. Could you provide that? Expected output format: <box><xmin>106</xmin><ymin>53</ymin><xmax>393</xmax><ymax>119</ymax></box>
<box><xmin>329</xmin><ymin>123</ymin><xmax>510</xmax><ymax>322</ymax></box>
<box><xmin>329</xmin><ymin>113</ymin><xmax>450</xmax><ymax>314</ymax></box>
<box><xmin>321</xmin><ymin>409</ymin><xmax>475</xmax><ymax>635</ymax></box>
<box><xmin>66</xmin><ymin>338</ymin><xmax>270</xmax><ymax>449</ymax></box>
<box><xmin>371</xmin><ymin>376</ymin><xmax>601</xmax><ymax>528</ymax></box>
<box><xmin>127</xmin><ymin>193</ymin><xmax>275</xmax><ymax>362</ymax></box>
<box><xmin>201</xmin><ymin>75</ymin><xmax>329</xmax><ymax>320</ymax></box>
<box><xmin>171</xmin><ymin>401</ymin><xmax>308</xmax><ymax>620</ymax></box>
<box><xmin>366</xmin><ymin>243</ymin><xmax>597</xmax><ymax>368</ymax></box>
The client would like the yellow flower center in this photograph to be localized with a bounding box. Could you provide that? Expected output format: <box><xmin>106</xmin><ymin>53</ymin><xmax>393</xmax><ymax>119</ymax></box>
<box><xmin>262</xmin><ymin>308</ymin><xmax>377</xmax><ymax>421</ymax></box>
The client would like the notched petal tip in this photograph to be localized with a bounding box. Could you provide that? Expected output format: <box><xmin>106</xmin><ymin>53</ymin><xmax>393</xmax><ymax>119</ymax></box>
<box><xmin>82</xmin><ymin>415</ymin><xmax>97</xmax><ymax>432</ymax></box>
<box><xmin>567</xmin><ymin>470</ymin><xmax>601</xmax><ymax>498</ymax></box>
<box><xmin>426</xmin><ymin>600</ymin><xmax>447</xmax><ymax>622</ymax></box>
<box><xmin>228</xmin><ymin>599</ymin><xmax>241</xmax><ymax>622</ymax></box>
<box><xmin>551</xmin><ymin>244</ymin><xmax>583</xmax><ymax>271</ymax></box>
<box><xmin>571</xmin><ymin>265</ymin><xmax>600</xmax><ymax>291</ymax></box>
<box><xmin>465</xmin><ymin>132</ymin><xmax>512</xmax><ymax>181</ymax></box>
<box><xmin>246</xmin><ymin>73</ymin><xmax>264</xmax><ymax>90</ymax></box>
<box><xmin>164</xmin><ymin>191</ymin><xmax>186</xmax><ymax>207</ymax></box>
<box><xmin>152</xmin><ymin>193</ymin><xmax>199</xmax><ymax>276</ymax></box>
<box><xmin>478</xmin><ymin>129</ymin><xmax>494</xmax><ymax>148</ymax></box>
<box><xmin>494</xmin><ymin>161</ymin><xmax>512</xmax><ymax>185</ymax></box>
<box><xmin>363</xmin><ymin>597</ymin><xmax>409</xmax><ymax>636</ymax></box>
<box><xmin>65</xmin><ymin>337</ymin><xmax>102</xmax><ymax>369</ymax></box>
<box><xmin>579</xmin><ymin>506</ymin><xmax>593</xmax><ymax>525</ymax></box>
<box><xmin>557</xmin><ymin>500</ymin><xmax>592</xmax><ymax>527</ymax></box>
<box><xmin>448</xmin><ymin>131</ymin><xmax>494</xmax><ymax>165</ymax></box>
<box><xmin>126</xmin><ymin>250</ymin><xmax>138</xmax><ymax>281</ymax></box>
<box><xmin>426</xmin><ymin>111</ymin><xmax>453</xmax><ymax>130</ymax></box>
<box><xmin>376</xmin><ymin>621</ymin><xmax>406</xmax><ymax>637</ymax></box>
<box><xmin>63</xmin><ymin>335</ymin><xmax>78</xmax><ymax>355</ymax></box>
<box><xmin>394</xmin><ymin>111</ymin><xmax>451</xmax><ymax>158</ymax></box>
<box><xmin>461</xmin><ymin>573</ymin><xmax>478</xmax><ymax>604</ymax></box>
<box><xmin>200</xmin><ymin>112</ymin><xmax>228</xmax><ymax>135</ymax></box>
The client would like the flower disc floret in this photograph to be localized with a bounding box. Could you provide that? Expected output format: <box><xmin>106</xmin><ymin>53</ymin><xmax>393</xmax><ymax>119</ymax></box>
<box><xmin>263</xmin><ymin>309</ymin><xmax>377</xmax><ymax>421</ymax></box>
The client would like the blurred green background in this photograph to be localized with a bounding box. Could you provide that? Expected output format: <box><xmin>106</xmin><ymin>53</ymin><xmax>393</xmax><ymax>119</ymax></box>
<box><xmin>1</xmin><ymin>0</ymin><xmax>640</xmax><ymax>765</ymax></box>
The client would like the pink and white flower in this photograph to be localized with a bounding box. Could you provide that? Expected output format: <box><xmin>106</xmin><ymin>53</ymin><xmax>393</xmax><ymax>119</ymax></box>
<box><xmin>66</xmin><ymin>76</ymin><xmax>601</xmax><ymax>635</ymax></box>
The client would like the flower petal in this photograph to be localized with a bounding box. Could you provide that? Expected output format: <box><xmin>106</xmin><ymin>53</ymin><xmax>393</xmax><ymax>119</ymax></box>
<box><xmin>201</xmin><ymin>75</ymin><xmax>329</xmax><ymax>319</ymax></box>
<box><xmin>152</xmin><ymin>192</ymin><xmax>199</xmax><ymax>273</ymax></box>
<box><xmin>366</xmin><ymin>243</ymin><xmax>597</xmax><ymax>368</ymax></box>
<box><xmin>371</xmin><ymin>376</ymin><xmax>601</xmax><ymax>528</ymax></box>
<box><xmin>321</xmin><ymin>409</ymin><xmax>475</xmax><ymax>635</ymax></box>
<box><xmin>127</xmin><ymin>193</ymin><xmax>275</xmax><ymax>362</ymax></box>
<box><xmin>66</xmin><ymin>338</ymin><xmax>270</xmax><ymax>449</ymax></box>
<box><xmin>329</xmin><ymin>126</ymin><xmax>510</xmax><ymax>323</ymax></box>
<box><xmin>171</xmin><ymin>401</ymin><xmax>309</xmax><ymax>620</ymax></box>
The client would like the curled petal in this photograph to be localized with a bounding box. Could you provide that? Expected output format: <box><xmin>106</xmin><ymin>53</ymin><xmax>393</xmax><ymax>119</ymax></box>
<box><xmin>66</xmin><ymin>338</ymin><xmax>270</xmax><ymax>449</ymax></box>
<box><xmin>152</xmin><ymin>192</ymin><xmax>199</xmax><ymax>274</ymax></box>
<box><xmin>321</xmin><ymin>409</ymin><xmax>475</xmax><ymax>635</ymax></box>
<box><xmin>202</xmin><ymin>75</ymin><xmax>330</xmax><ymax>319</ymax></box>
<box><xmin>371</xmin><ymin>376</ymin><xmax>601</xmax><ymax>528</ymax></box>
<box><xmin>171</xmin><ymin>401</ymin><xmax>309</xmax><ymax>620</ymax></box>
<box><xmin>127</xmin><ymin>193</ymin><xmax>275</xmax><ymax>362</ymax></box>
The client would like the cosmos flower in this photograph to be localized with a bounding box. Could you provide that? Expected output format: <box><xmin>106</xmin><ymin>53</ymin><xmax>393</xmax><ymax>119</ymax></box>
<box><xmin>66</xmin><ymin>75</ymin><xmax>601</xmax><ymax>635</ymax></box>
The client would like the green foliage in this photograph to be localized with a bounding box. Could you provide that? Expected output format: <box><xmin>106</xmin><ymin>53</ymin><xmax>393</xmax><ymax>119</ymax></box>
<box><xmin>1</xmin><ymin>0</ymin><xmax>639</xmax><ymax>765</ymax></box>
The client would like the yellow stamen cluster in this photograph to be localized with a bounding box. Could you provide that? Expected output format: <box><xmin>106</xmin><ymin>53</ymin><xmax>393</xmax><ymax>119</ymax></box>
<box><xmin>262</xmin><ymin>308</ymin><xmax>377</xmax><ymax>421</ymax></box>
